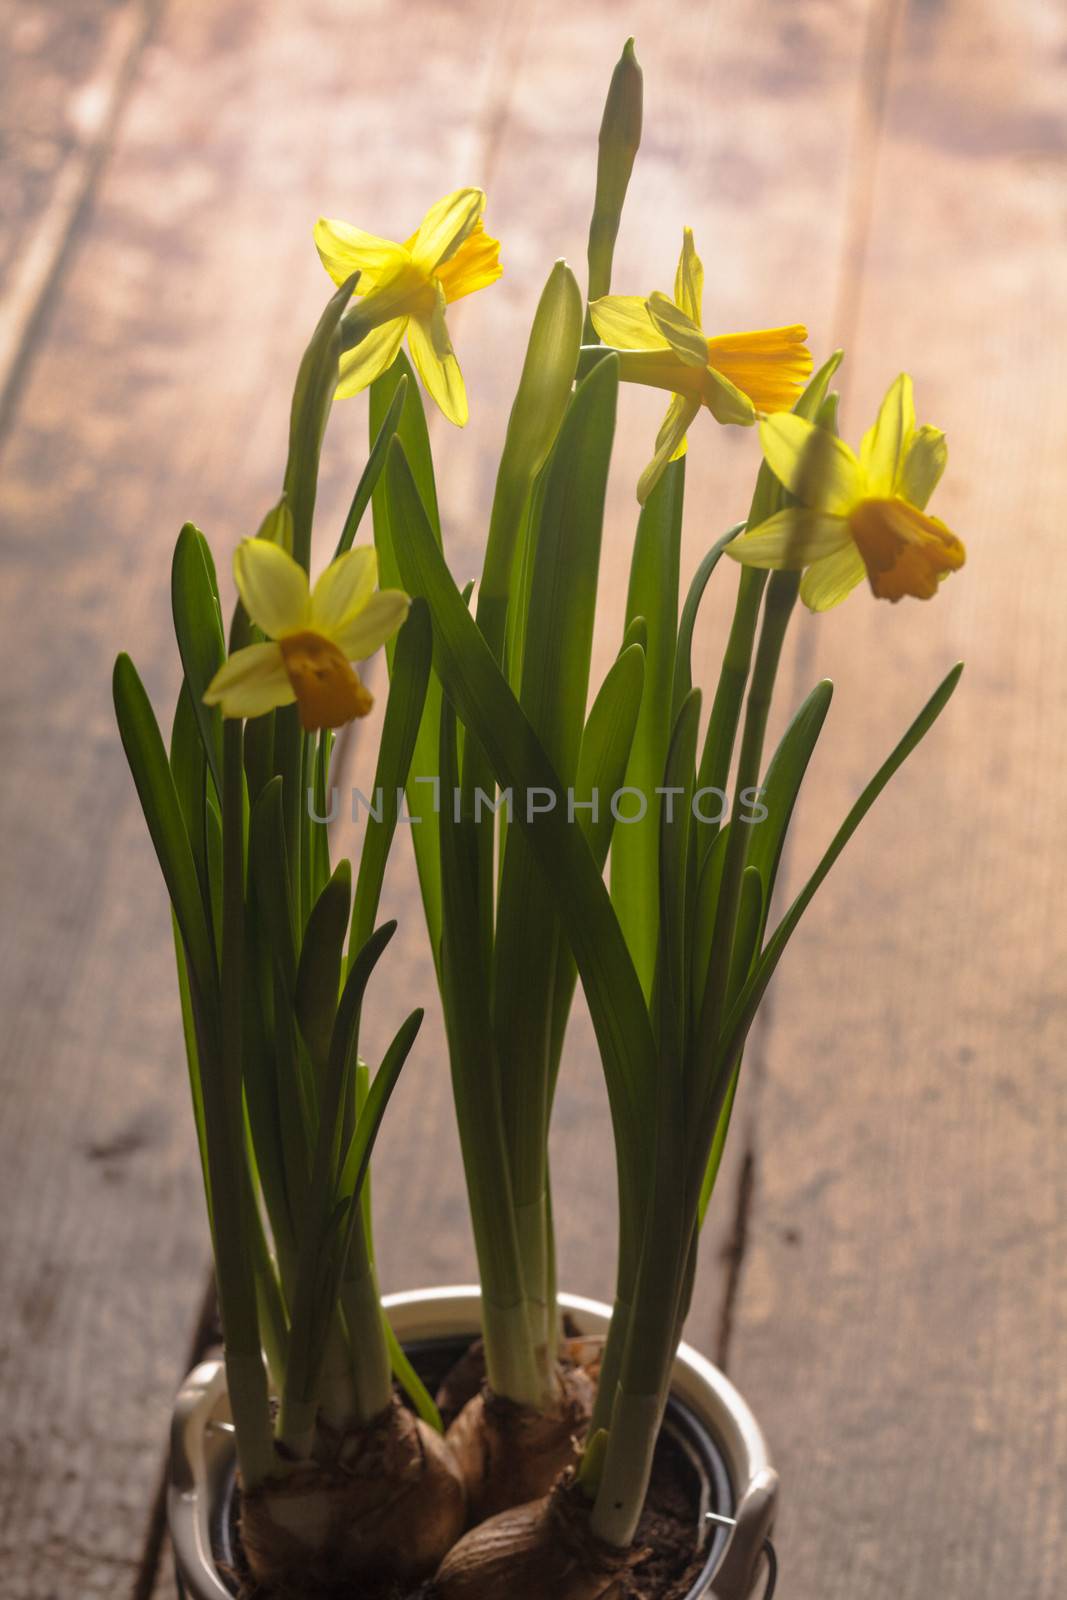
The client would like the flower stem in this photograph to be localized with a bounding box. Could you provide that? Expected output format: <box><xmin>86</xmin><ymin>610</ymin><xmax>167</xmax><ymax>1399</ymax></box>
<box><xmin>213</xmin><ymin>721</ymin><xmax>275</xmax><ymax>1487</ymax></box>
<box><xmin>695</xmin><ymin>572</ymin><xmax>798</xmax><ymax>1115</ymax></box>
<box><xmin>338</xmin><ymin>1223</ymin><xmax>394</xmax><ymax>1426</ymax></box>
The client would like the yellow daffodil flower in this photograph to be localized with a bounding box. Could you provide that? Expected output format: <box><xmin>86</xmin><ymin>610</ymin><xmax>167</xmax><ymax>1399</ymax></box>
<box><xmin>314</xmin><ymin>188</ymin><xmax>502</xmax><ymax>426</ymax></box>
<box><xmin>589</xmin><ymin>228</ymin><xmax>811</xmax><ymax>501</ymax></box>
<box><xmin>203</xmin><ymin>540</ymin><xmax>409</xmax><ymax>731</ymax></box>
<box><xmin>727</xmin><ymin>373</ymin><xmax>966</xmax><ymax>610</ymax></box>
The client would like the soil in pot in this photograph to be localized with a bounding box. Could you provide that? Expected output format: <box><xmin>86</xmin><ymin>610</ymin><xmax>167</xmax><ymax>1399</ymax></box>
<box><xmin>206</xmin><ymin>1334</ymin><xmax>732</xmax><ymax>1600</ymax></box>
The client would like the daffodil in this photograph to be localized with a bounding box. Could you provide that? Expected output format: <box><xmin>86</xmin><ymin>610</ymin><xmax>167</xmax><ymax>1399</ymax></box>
<box><xmin>727</xmin><ymin>373</ymin><xmax>966</xmax><ymax>610</ymax></box>
<box><xmin>203</xmin><ymin>540</ymin><xmax>409</xmax><ymax>730</ymax></box>
<box><xmin>314</xmin><ymin>188</ymin><xmax>502</xmax><ymax>427</ymax></box>
<box><xmin>589</xmin><ymin>228</ymin><xmax>811</xmax><ymax>501</ymax></box>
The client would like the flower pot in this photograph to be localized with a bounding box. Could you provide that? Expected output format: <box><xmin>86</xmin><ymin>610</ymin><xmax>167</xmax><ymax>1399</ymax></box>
<box><xmin>169</xmin><ymin>1287</ymin><xmax>777</xmax><ymax>1600</ymax></box>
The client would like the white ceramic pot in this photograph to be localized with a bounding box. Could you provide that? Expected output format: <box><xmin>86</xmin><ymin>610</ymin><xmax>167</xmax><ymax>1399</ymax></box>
<box><xmin>169</xmin><ymin>1287</ymin><xmax>778</xmax><ymax>1600</ymax></box>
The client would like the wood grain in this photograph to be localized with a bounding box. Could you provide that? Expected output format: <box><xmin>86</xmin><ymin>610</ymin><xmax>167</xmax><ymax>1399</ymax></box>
<box><xmin>725</xmin><ymin>3</ymin><xmax>1067</xmax><ymax>1596</ymax></box>
<box><xmin>0</xmin><ymin>0</ymin><xmax>156</xmax><ymax>426</ymax></box>
<box><xmin>2</xmin><ymin>0</ymin><xmax>1059</xmax><ymax>1596</ymax></box>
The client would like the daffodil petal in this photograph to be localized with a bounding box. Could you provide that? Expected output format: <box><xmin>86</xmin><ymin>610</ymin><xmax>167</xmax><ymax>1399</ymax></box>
<box><xmin>310</xmin><ymin>547</ymin><xmax>378</xmax><ymax>636</ymax></box>
<box><xmin>647</xmin><ymin>292</ymin><xmax>708</xmax><ymax>367</ymax></box>
<box><xmin>203</xmin><ymin>641</ymin><xmax>294</xmax><ymax>719</ymax></box>
<box><xmin>336</xmin><ymin>316</ymin><xmax>407</xmax><ymax>399</ymax></box>
<box><xmin>408</xmin><ymin>290</ymin><xmax>468</xmax><ymax>426</ymax></box>
<box><xmin>589</xmin><ymin>295</ymin><xmax>669</xmax><ymax>351</ymax></box>
<box><xmin>234</xmin><ymin>539</ymin><xmax>310</xmax><ymax>639</ymax></box>
<box><xmin>759</xmin><ymin>413</ymin><xmax>864</xmax><ymax>514</ymax></box>
<box><xmin>897</xmin><ymin>424</ymin><xmax>947</xmax><ymax>511</ymax></box>
<box><xmin>313</xmin><ymin>218</ymin><xmax>407</xmax><ymax>292</ymax></box>
<box><xmin>435</xmin><ymin>220</ymin><xmax>502</xmax><ymax>303</ymax></box>
<box><xmin>726</xmin><ymin>507</ymin><xmax>852</xmax><ymax>570</ymax></box>
<box><xmin>411</xmin><ymin>188</ymin><xmax>485</xmax><ymax>273</ymax></box>
<box><xmin>860</xmin><ymin>373</ymin><xmax>915</xmax><ymax>496</ymax></box>
<box><xmin>333</xmin><ymin>590</ymin><xmax>411</xmax><ymax>660</ymax></box>
<box><xmin>673</xmin><ymin>228</ymin><xmax>704</xmax><ymax>325</ymax></box>
<box><xmin>701</xmin><ymin>365</ymin><xmax>758</xmax><ymax>427</ymax></box>
<box><xmin>706</xmin><ymin>326</ymin><xmax>812</xmax><ymax>414</ymax></box>
<box><xmin>636</xmin><ymin>394</ymin><xmax>701</xmax><ymax>504</ymax></box>
<box><xmin>798</xmin><ymin>543</ymin><xmax>867</xmax><ymax>611</ymax></box>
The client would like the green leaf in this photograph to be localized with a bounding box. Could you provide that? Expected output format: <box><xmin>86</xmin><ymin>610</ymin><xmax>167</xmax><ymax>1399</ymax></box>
<box><xmin>690</xmin><ymin>824</ymin><xmax>728</xmax><ymax>1031</ymax></box>
<box><xmin>248</xmin><ymin>778</ymin><xmax>298</xmax><ymax>996</ymax></box>
<box><xmin>493</xmin><ymin>354</ymin><xmax>619</xmax><ymax>1228</ymax></box>
<box><xmin>334</xmin><ymin>374</ymin><xmax>409</xmax><ymax>560</ymax></box>
<box><xmin>295</xmin><ymin>861</ymin><xmax>352</xmax><ymax>1073</ymax></box>
<box><xmin>726</xmin><ymin>864</ymin><xmax>763</xmax><ymax>1005</ymax></box>
<box><xmin>719</xmin><ymin>663</ymin><xmax>964</xmax><ymax>1079</ymax></box>
<box><xmin>382</xmin><ymin>1316</ymin><xmax>443</xmax><ymax>1433</ymax></box>
<box><xmin>171</xmin><ymin>523</ymin><xmax>225</xmax><ymax>798</ymax></box>
<box><xmin>370</xmin><ymin>354</ymin><xmax>443</xmax><ymax>958</ymax></box>
<box><xmin>333</xmin><ymin>1007</ymin><xmax>423</xmax><ymax>1253</ymax></box>
<box><xmin>205</xmin><ymin>787</ymin><xmax>223</xmax><ymax>960</ymax></box>
<box><xmin>697</xmin><ymin>1059</ymin><xmax>740</xmax><ymax>1225</ymax></box>
<box><xmin>573</xmin><ymin>640</ymin><xmax>646</xmax><ymax>870</ymax></box>
<box><xmin>172</xmin><ymin>915</ymin><xmax>210</xmax><ymax>1210</ymax></box>
<box><xmin>350</xmin><ymin>598</ymin><xmax>433</xmax><ymax>958</ymax></box>
<box><xmin>170</xmin><ymin>681</ymin><xmax>210</xmax><ymax>920</ymax></box>
<box><xmin>113</xmin><ymin>654</ymin><xmax>217</xmax><ymax>1007</ymax></box>
<box><xmin>243</xmin><ymin>708</ymin><xmax>275</xmax><ymax>808</ymax></box>
<box><xmin>248</xmin><ymin>778</ymin><xmax>316</xmax><ymax>1207</ymax></box>
<box><xmin>478</xmin><ymin>259</ymin><xmax>584</xmax><ymax>658</ymax></box>
<box><xmin>284</xmin><ymin>273</ymin><xmax>357</xmax><ymax>569</ymax></box>
<box><xmin>517</xmin><ymin>353</ymin><xmax>619</xmax><ymax>781</ymax></box>
<box><xmin>656</xmin><ymin>689</ymin><xmax>701</xmax><ymax>1060</ymax></box>
<box><xmin>384</xmin><ymin>437</ymin><xmax>655</xmax><ymax>1239</ymax></box>
<box><xmin>436</xmin><ymin>688</ymin><xmax>525</xmax><ymax>1313</ymax></box>
<box><xmin>370</xmin><ymin>352</ymin><xmax>441</xmax><ymax>561</ymax></box>
<box><xmin>621</xmin><ymin>614</ymin><xmax>647</xmax><ymax>656</ymax></box>
<box><xmin>612</xmin><ymin>457</ymin><xmax>684</xmax><ymax>996</ymax></box>
<box><xmin>254</xmin><ymin>494</ymin><xmax>294</xmax><ymax>553</ymax></box>
<box><xmin>670</xmin><ymin>525</ymin><xmax>744</xmax><ymax>726</ymax></box>
<box><xmin>242</xmin><ymin>911</ymin><xmax>298</xmax><ymax>1285</ymax></box>
<box><xmin>743</xmin><ymin>680</ymin><xmax>834</xmax><ymax>942</ymax></box>
<box><xmin>283</xmin><ymin>922</ymin><xmax>400</xmax><ymax>1409</ymax></box>
<box><xmin>309</xmin><ymin>730</ymin><xmax>333</xmax><ymax>906</ymax></box>
<box><xmin>326</xmin><ymin>921</ymin><xmax>398</xmax><ymax>1189</ymax></box>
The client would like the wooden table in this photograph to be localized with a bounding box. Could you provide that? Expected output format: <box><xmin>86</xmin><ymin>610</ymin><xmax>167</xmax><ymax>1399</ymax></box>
<box><xmin>1</xmin><ymin>2</ymin><xmax>1063</xmax><ymax>1595</ymax></box>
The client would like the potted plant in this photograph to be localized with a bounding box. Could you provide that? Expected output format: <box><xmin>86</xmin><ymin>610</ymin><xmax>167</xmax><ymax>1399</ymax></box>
<box><xmin>118</xmin><ymin>38</ymin><xmax>965</xmax><ymax>1600</ymax></box>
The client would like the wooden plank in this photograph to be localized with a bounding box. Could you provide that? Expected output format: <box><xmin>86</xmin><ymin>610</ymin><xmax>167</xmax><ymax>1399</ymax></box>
<box><xmin>0</xmin><ymin>0</ymin><xmax>157</xmax><ymax>428</ymax></box>
<box><xmin>0</xmin><ymin>4</ymin><xmax>526</xmax><ymax>1594</ymax></box>
<box><xmin>0</xmin><ymin>3</ymin><xmax>882</xmax><ymax>1596</ymax></box>
<box><xmin>726</xmin><ymin>1</ymin><xmax>1067</xmax><ymax>1594</ymax></box>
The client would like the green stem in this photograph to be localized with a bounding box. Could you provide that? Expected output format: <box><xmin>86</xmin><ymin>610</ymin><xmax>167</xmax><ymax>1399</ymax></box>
<box><xmin>696</xmin><ymin>573</ymin><xmax>798</xmax><ymax>1092</ymax></box>
<box><xmin>696</xmin><ymin>567</ymin><xmax>767</xmax><ymax>864</ymax></box>
<box><xmin>588</xmin><ymin>1293</ymin><xmax>630</xmax><ymax>1437</ymax></box>
<box><xmin>316</xmin><ymin>1315</ymin><xmax>361</xmax><ymax>1434</ymax></box>
<box><xmin>212</xmin><ymin>722</ymin><xmax>275</xmax><ymax>1486</ymax></box>
<box><xmin>591</xmin><ymin>1136</ymin><xmax>695</xmax><ymax>1546</ymax></box>
<box><xmin>338</xmin><ymin>1222</ymin><xmax>393</xmax><ymax>1426</ymax></box>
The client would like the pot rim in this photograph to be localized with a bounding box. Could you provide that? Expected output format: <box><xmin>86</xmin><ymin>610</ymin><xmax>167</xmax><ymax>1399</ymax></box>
<box><xmin>169</xmin><ymin>1285</ymin><xmax>777</xmax><ymax>1600</ymax></box>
